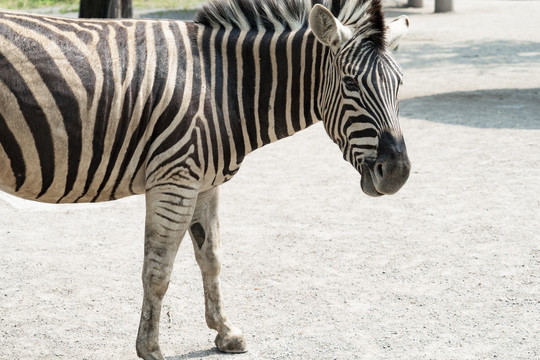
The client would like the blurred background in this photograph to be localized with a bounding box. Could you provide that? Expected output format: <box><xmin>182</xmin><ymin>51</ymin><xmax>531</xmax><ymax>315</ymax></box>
<box><xmin>0</xmin><ymin>0</ymin><xmax>452</xmax><ymax>19</ymax></box>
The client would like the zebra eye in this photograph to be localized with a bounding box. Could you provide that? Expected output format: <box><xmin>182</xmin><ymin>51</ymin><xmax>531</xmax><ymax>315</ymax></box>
<box><xmin>343</xmin><ymin>76</ymin><xmax>359</xmax><ymax>90</ymax></box>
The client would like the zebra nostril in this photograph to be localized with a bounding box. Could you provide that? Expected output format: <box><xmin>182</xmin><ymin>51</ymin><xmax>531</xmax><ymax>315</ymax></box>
<box><xmin>375</xmin><ymin>163</ymin><xmax>384</xmax><ymax>179</ymax></box>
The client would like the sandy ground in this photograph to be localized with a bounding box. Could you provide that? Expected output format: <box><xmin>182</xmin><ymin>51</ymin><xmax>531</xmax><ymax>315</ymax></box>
<box><xmin>1</xmin><ymin>0</ymin><xmax>539</xmax><ymax>359</ymax></box>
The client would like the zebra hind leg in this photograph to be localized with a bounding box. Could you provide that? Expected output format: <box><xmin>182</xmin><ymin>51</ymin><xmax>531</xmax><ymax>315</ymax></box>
<box><xmin>189</xmin><ymin>187</ymin><xmax>247</xmax><ymax>353</ymax></box>
<box><xmin>136</xmin><ymin>186</ymin><xmax>199</xmax><ymax>360</ymax></box>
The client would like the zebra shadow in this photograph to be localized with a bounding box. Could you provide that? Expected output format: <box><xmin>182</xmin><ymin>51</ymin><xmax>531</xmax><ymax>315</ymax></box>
<box><xmin>166</xmin><ymin>347</ymin><xmax>239</xmax><ymax>359</ymax></box>
<box><xmin>400</xmin><ymin>88</ymin><xmax>540</xmax><ymax>129</ymax></box>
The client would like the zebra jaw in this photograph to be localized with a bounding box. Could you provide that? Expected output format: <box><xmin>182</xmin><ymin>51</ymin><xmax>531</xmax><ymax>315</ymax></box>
<box><xmin>361</xmin><ymin>163</ymin><xmax>384</xmax><ymax>197</ymax></box>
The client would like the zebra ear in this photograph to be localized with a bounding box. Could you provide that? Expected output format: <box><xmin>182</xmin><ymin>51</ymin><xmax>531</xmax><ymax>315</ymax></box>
<box><xmin>386</xmin><ymin>16</ymin><xmax>409</xmax><ymax>51</ymax></box>
<box><xmin>309</xmin><ymin>4</ymin><xmax>351</xmax><ymax>48</ymax></box>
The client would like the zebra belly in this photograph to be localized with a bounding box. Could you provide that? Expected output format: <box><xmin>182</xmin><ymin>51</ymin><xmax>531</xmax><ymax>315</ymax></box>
<box><xmin>0</xmin><ymin>142</ymin><xmax>146</xmax><ymax>204</ymax></box>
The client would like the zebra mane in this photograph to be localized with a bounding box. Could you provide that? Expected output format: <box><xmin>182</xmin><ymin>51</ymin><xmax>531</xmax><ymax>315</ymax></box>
<box><xmin>195</xmin><ymin>0</ymin><xmax>386</xmax><ymax>48</ymax></box>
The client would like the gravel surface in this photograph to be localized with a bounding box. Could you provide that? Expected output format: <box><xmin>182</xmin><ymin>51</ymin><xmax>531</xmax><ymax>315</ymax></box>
<box><xmin>1</xmin><ymin>1</ymin><xmax>539</xmax><ymax>359</ymax></box>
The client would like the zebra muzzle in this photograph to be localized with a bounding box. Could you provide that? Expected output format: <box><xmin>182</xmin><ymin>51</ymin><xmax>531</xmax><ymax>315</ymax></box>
<box><xmin>360</xmin><ymin>133</ymin><xmax>411</xmax><ymax>197</ymax></box>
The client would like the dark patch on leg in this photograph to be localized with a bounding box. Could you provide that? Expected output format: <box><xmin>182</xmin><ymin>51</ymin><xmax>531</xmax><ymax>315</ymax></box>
<box><xmin>190</xmin><ymin>222</ymin><xmax>206</xmax><ymax>249</ymax></box>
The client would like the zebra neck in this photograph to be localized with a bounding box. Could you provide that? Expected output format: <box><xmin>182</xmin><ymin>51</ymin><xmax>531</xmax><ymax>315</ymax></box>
<box><xmin>201</xmin><ymin>26</ymin><xmax>326</xmax><ymax>159</ymax></box>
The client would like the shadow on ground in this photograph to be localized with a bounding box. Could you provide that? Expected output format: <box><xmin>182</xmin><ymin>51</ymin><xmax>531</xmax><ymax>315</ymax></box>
<box><xmin>165</xmin><ymin>348</ymin><xmax>224</xmax><ymax>359</ymax></box>
<box><xmin>401</xmin><ymin>88</ymin><xmax>540</xmax><ymax>129</ymax></box>
<box><xmin>398</xmin><ymin>40</ymin><xmax>540</xmax><ymax>69</ymax></box>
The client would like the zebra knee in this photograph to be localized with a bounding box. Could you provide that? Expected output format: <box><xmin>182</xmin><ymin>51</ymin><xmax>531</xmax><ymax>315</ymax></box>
<box><xmin>142</xmin><ymin>235</ymin><xmax>176</xmax><ymax>298</ymax></box>
<box><xmin>142</xmin><ymin>262</ymin><xmax>172</xmax><ymax>299</ymax></box>
<box><xmin>194</xmin><ymin>245</ymin><xmax>222</xmax><ymax>276</ymax></box>
<box><xmin>204</xmin><ymin>247</ymin><xmax>221</xmax><ymax>273</ymax></box>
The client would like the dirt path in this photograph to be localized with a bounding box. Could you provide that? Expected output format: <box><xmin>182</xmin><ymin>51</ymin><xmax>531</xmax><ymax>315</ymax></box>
<box><xmin>1</xmin><ymin>1</ymin><xmax>539</xmax><ymax>359</ymax></box>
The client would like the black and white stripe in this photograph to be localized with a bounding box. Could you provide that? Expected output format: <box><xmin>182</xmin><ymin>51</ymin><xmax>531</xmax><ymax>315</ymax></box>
<box><xmin>1</xmin><ymin>1</ymin><xmax>410</xmax><ymax>358</ymax></box>
<box><xmin>0</xmin><ymin>0</ymin><xmax>403</xmax><ymax>205</ymax></box>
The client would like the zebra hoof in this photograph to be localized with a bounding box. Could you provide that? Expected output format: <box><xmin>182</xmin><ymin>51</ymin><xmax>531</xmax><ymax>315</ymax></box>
<box><xmin>215</xmin><ymin>331</ymin><xmax>247</xmax><ymax>353</ymax></box>
<box><xmin>136</xmin><ymin>350</ymin><xmax>165</xmax><ymax>360</ymax></box>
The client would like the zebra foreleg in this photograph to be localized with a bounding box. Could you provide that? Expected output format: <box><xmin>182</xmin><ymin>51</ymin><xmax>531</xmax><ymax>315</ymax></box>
<box><xmin>136</xmin><ymin>186</ymin><xmax>199</xmax><ymax>360</ymax></box>
<box><xmin>189</xmin><ymin>187</ymin><xmax>247</xmax><ymax>353</ymax></box>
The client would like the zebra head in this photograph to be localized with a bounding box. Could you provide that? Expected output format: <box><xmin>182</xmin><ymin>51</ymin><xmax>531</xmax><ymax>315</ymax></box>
<box><xmin>309</xmin><ymin>2</ymin><xmax>411</xmax><ymax>197</ymax></box>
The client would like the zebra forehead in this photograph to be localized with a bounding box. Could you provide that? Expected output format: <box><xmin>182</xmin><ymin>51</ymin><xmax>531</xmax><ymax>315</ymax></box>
<box><xmin>340</xmin><ymin>42</ymin><xmax>403</xmax><ymax>77</ymax></box>
<box><xmin>195</xmin><ymin>0</ymin><xmax>385</xmax><ymax>45</ymax></box>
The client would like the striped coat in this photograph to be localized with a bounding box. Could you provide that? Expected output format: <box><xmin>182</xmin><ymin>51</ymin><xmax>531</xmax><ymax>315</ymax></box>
<box><xmin>0</xmin><ymin>1</ymin><xmax>411</xmax><ymax>359</ymax></box>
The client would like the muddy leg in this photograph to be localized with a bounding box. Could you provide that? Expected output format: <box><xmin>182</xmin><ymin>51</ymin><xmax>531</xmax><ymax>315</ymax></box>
<box><xmin>189</xmin><ymin>187</ymin><xmax>247</xmax><ymax>353</ymax></box>
<box><xmin>136</xmin><ymin>186</ymin><xmax>199</xmax><ymax>360</ymax></box>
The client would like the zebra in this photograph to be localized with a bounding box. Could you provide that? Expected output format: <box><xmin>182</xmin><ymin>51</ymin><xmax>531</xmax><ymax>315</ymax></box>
<box><xmin>0</xmin><ymin>0</ymin><xmax>411</xmax><ymax>358</ymax></box>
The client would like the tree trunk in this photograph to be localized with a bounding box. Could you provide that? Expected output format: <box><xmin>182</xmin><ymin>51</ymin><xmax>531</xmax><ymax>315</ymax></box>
<box><xmin>79</xmin><ymin>0</ymin><xmax>133</xmax><ymax>19</ymax></box>
<box><xmin>435</xmin><ymin>0</ymin><xmax>453</xmax><ymax>13</ymax></box>
<box><xmin>408</xmin><ymin>0</ymin><xmax>423</xmax><ymax>7</ymax></box>
<box><xmin>121</xmin><ymin>0</ymin><xmax>132</xmax><ymax>18</ymax></box>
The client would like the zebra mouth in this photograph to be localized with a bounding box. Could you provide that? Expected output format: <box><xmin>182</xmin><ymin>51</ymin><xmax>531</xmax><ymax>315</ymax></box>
<box><xmin>360</xmin><ymin>164</ymin><xmax>384</xmax><ymax>197</ymax></box>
